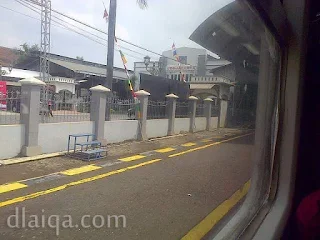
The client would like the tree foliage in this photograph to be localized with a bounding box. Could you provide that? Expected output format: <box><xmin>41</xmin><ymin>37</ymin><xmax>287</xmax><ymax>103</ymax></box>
<box><xmin>137</xmin><ymin>0</ymin><xmax>148</xmax><ymax>9</ymax></box>
<box><xmin>16</xmin><ymin>43</ymin><xmax>40</xmax><ymax>64</ymax></box>
<box><xmin>76</xmin><ymin>56</ymin><xmax>84</xmax><ymax>61</ymax></box>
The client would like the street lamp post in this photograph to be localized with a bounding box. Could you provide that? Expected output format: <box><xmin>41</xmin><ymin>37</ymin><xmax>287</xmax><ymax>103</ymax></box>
<box><xmin>143</xmin><ymin>56</ymin><xmax>162</xmax><ymax>76</ymax></box>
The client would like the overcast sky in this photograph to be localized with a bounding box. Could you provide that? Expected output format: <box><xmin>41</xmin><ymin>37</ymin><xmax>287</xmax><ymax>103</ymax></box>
<box><xmin>0</xmin><ymin>0</ymin><xmax>233</xmax><ymax>69</ymax></box>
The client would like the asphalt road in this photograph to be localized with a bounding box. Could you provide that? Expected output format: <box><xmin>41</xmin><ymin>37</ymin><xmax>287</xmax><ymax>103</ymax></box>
<box><xmin>0</xmin><ymin>134</ymin><xmax>253</xmax><ymax>240</ymax></box>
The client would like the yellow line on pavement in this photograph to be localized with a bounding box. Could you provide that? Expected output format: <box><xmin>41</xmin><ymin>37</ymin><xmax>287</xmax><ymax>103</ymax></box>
<box><xmin>119</xmin><ymin>155</ymin><xmax>146</xmax><ymax>162</ymax></box>
<box><xmin>60</xmin><ymin>165</ymin><xmax>102</xmax><ymax>176</ymax></box>
<box><xmin>0</xmin><ymin>159</ymin><xmax>162</xmax><ymax>208</ymax></box>
<box><xmin>201</xmin><ymin>139</ymin><xmax>212</xmax><ymax>143</ymax></box>
<box><xmin>181</xmin><ymin>142</ymin><xmax>196</xmax><ymax>147</ymax></box>
<box><xmin>181</xmin><ymin>181</ymin><xmax>250</xmax><ymax>240</ymax></box>
<box><xmin>169</xmin><ymin>133</ymin><xmax>253</xmax><ymax>158</ymax></box>
<box><xmin>155</xmin><ymin>147</ymin><xmax>176</xmax><ymax>153</ymax></box>
<box><xmin>0</xmin><ymin>182</ymin><xmax>28</xmax><ymax>194</ymax></box>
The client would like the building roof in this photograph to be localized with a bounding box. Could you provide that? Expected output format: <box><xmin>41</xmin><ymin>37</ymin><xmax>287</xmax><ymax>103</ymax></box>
<box><xmin>1</xmin><ymin>67</ymin><xmax>40</xmax><ymax>79</ymax></box>
<box><xmin>47</xmin><ymin>55</ymin><xmax>130</xmax><ymax>80</ymax></box>
<box><xmin>0</xmin><ymin>47</ymin><xmax>19</xmax><ymax>66</ymax></box>
<box><xmin>189</xmin><ymin>1</ymin><xmax>261</xmax><ymax>65</ymax></box>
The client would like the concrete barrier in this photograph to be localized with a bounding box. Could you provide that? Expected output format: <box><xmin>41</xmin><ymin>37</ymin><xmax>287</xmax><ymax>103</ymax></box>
<box><xmin>105</xmin><ymin>120</ymin><xmax>139</xmax><ymax>143</ymax></box>
<box><xmin>38</xmin><ymin>122</ymin><xmax>94</xmax><ymax>154</ymax></box>
<box><xmin>146</xmin><ymin>119</ymin><xmax>169</xmax><ymax>139</ymax></box>
<box><xmin>0</xmin><ymin>124</ymin><xmax>24</xmax><ymax>159</ymax></box>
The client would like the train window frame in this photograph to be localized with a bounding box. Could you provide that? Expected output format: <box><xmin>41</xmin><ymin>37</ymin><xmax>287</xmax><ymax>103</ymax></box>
<box><xmin>211</xmin><ymin>0</ymin><xmax>307</xmax><ymax>239</ymax></box>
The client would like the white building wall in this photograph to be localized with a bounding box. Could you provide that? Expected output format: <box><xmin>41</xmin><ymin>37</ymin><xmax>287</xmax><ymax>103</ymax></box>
<box><xmin>211</xmin><ymin>117</ymin><xmax>218</xmax><ymax>129</ymax></box>
<box><xmin>0</xmin><ymin>125</ymin><xmax>24</xmax><ymax>159</ymax></box>
<box><xmin>38</xmin><ymin>122</ymin><xmax>94</xmax><ymax>153</ymax></box>
<box><xmin>194</xmin><ymin>117</ymin><xmax>207</xmax><ymax>131</ymax></box>
<box><xmin>105</xmin><ymin>120</ymin><xmax>138</xmax><ymax>143</ymax></box>
<box><xmin>162</xmin><ymin>47</ymin><xmax>206</xmax><ymax>66</ymax></box>
<box><xmin>54</xmin><ymin>82</ymin><xmax>76</xmax><ymax>94</ymax></box>
<box><xmin>174</xmin><ymin>118</ymin><xmax>190</xmax><ymax>134</ymax></box>
<box><xmin>146</xmin><ymin>119</ymin><xmax>169</xmax><ymax>139</ymax></box>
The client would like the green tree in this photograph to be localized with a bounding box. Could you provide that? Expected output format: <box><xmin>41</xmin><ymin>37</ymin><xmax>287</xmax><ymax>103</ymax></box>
<box><xmin>76</xmin><ymin>56</ymin><xmax>84</xmax><ymax>61</ymax></box>
<box><xmin>136</xmin><ymin>0</ymin><xmax>148</xmax><ymax>9</ymax></box>
<box><xmin>16</xmin><ymin>43</ymin><xmax>39</xmax><ymax>64</ymax></box>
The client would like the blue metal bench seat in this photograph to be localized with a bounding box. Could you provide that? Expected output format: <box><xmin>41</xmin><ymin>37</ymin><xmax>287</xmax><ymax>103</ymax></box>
<box><xmin>82</xmin><ymin>149</ymin><xmax>106</xmax><ymax>161</ymax></box>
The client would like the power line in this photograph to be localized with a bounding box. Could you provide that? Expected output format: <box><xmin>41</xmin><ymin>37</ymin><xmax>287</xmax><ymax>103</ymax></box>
<box><xmin>8</xmin><ymin>1</ymin><xmax>143</xmax><ymax>61</ymax></box>
<box><xmin>24</xmin><ymin>0</ymin><xmax>184</xmax><ymax>64</ymax></box>
<box><xmin>17</xmin><ymin>0</ymin><xmax>149</xmax><ymax>59</ymax></box>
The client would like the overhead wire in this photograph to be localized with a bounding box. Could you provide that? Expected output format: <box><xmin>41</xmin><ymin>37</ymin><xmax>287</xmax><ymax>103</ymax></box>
<box><xmin>23</xmin><ymin>0</ymin><xmax>185</xmax><ymax>64</ymax></box>
<box><xmin>9</xmin><ymin>0</ymin><xmax>144</xmax><ymax>61</ymax></box>
<box><xmin>26</xmin><ymin>0</ymin><xmax>148</xmax><ymax>58</ymax></box>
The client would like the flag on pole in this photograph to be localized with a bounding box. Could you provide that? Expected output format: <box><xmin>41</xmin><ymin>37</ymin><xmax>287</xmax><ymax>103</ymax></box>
<box><xmin>119</xmin><ymin>50</ymin><xmax>127</xmax><ymax>65</ymax></box>
<box><xmin>103</xmin><ymin>9</ymin><xmax>108</xmax><ymax>21</ymax></box>
<box><xmin>172</xmin><ymin>43</ymin><xmax>178</xmax><ymax>60</ymax></box>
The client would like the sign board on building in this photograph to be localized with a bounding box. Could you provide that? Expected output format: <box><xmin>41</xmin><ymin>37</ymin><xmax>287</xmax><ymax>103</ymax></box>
<box><xmin>166</xmin><ymin>65</ymin><xmax>197</xmax><ymax>73</ymax></box>
<box><xmin>0</xmin><ymin>81</ymin><xmax>7</xmax><ymax>110</ymax></box>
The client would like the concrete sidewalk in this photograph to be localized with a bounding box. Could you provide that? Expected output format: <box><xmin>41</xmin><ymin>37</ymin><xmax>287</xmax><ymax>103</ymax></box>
<box><xmin>0</xmin><ymin>128</ymin><xmax>252</xmax><ymax>184</ymax></box>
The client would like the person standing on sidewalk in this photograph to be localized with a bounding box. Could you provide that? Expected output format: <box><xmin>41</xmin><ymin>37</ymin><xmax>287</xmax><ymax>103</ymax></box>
<box><xmin>48</xmin><ymin>100</ymin><xmax>53</xmax><ymax>117</ymax></box>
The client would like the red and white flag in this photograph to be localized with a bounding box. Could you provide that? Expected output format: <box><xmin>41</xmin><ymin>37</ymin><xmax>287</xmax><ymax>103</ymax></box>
<box><xmin>103</xmin><ymin>9</ymin><xmax>108</xmax><ymax>21</ymax></box>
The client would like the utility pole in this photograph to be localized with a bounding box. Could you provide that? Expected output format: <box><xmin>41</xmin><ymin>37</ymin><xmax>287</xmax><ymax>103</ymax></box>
<box><xmin>105</xmin><ymin>0</ymin><xmax>117</xmax><ymax>120</ymax></box>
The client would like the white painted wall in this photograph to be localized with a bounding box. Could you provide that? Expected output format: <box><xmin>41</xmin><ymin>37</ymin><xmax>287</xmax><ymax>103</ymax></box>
<box><xmin>195</xmin><ymin>117</ymin><xmax>207</xmax><ymax>131</ymax></box>
<box><xmin>0</xmin><ymin>125</ymin><xmax>24</xmax><ymax>159</ymax></box>
<box><xmin>211</xmin><ymin>117</ymin><xmax>218</xmax><ymax>129</ymax></box>
<box><xmin>174</xmin><ymin>118</ymin><xmax>190</xmax><ymax>134</ymax></box>
<box><xmin>146</xmin><ymin>119</ymin><xmax>169</xmax><ymax>139</ymax></box>
<box><xmin>220</xmin><ymin>100</ymin><xmax>228</xmax><ymax>127</ymax></box>
<box><xmin>38</xmin><ymin>122</ymin><xmax>94</xmax><ymax>154</ymax></box>
<box><xmin>162</xmin><ymin>47</ymin><xmax>206</xmax><ymax>66</ymax></box>
<box><xmin>105</xmin><ymin>120</ymin><xmax>138</xmax><ymax>143</ymax></box>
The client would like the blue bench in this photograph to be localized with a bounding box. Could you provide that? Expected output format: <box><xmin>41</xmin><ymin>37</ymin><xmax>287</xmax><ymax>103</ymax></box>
<box><xmin>82</xmin><ymin>149</ymin><xmax>105</xmax><ymax>161</ymax></box>
<box><xmin>67</xmin><ymin>134</ymin><xmax>106</xmax><ymax>161</ymax></box>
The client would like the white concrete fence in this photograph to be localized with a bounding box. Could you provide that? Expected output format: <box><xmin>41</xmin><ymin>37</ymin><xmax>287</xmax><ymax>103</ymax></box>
<box><xmin>0</xmin><ymin>78</ymin><xmax>228</xmax><ymax>160</ymax></box>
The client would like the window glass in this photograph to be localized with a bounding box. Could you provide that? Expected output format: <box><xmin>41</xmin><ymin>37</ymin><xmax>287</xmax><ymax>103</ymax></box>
<box><xmin>0</xmin><ymin>0</ymin><xmax>280</xmax><ymax>239</ymax></box>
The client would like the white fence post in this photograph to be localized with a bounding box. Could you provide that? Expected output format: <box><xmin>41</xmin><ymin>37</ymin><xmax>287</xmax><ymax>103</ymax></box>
<box><xmin>165</xmin><ymin>93</ymin><xmax>178</xmax><ymax>136</ymax></box>
<box><xmin>19</xmin><ymin>77</ymin><xmax>45</xmax><ymax>157</ymax></box>
<box><xmin>136</xmin><ymin>90</ymin><xmax>150</xmax><ymax>141</ymax></box>
<box><xmin>188</xmin><ymin>96</ymin><xmax>198</xmax><ymax>133</ymax></box>
<box><xmin>204</xmin><ymin>97</ymin><xmax>213</xmax><ymax>130</ymax></box>
<box><xmin>90</xmin><ymin>85</ymin><xmax>110</xmax><ymax>143</ymax></box>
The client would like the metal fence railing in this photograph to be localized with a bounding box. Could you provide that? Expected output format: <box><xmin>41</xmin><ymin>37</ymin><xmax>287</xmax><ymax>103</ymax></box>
<box><xmin>147</xmin><ymin>100</ymin><xmax>167</xmax><ymax>119</ymax></box>
<box><xmin>109</xmin><ymin>98</ymin><xmax>137</xmax><ymax>120</ymax></box>
<box><xmin>196</xmin><ymin>103</ymin><xmax>205</xmax><ymax>117</ymax></box>
<box><xmin>40</xmin><ymin>93</ymin><xmax>91</xmax><ymax>123</ymax></box>
<box><xmin>0</xmin><ymin>91</ymin><xmax>21</xmax><ymax>125</ymax></box>
<box><xmin>175</xmin><ymin>100</ymin><xmax>189</xmax><ymax>118</ymax></box>
<box><xmin>211</xmin><ymin>104</ymin><xmax>219</xmax><ymax>117</ymax></box>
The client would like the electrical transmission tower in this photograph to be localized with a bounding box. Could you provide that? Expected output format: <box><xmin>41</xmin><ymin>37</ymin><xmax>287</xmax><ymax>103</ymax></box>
<box><xmin>40</xmin><ymin>0</ymin><xmax>51</xmax><ymax>83</ymax></box>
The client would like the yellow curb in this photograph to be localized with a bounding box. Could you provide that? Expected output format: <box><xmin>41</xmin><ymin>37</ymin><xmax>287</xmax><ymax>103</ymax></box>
<box><xmin>154</xmin><ymin>147</ymin><xmax>176</xmax><ymax>153</ymax></box>
<box><xmin>60</xmin><ymin>165</ymin><xmax>102</xmax><ymax>176</ymax></box>
<box><xmin>0</xmin><ymin>182</ymin><xmax>28</xmax><ymax>194</ymax></box>
<box><xmin>118</xmin><ymin>155</ymin><xmax>146</xmax><ymax>162</ymax></box>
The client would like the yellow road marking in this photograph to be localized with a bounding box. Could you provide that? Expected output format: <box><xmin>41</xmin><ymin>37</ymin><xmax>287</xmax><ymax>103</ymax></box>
<box><xmin>181</xmin><ymin>142</ymin><xmax>196</xmax><ymax>147</ymax></box>
<box><xmin>170</xmin><ymin>133</ymin><xmax>253</xmax><ymax>158</ymax></box>
<box><xmin>60</xmin><ymin>165</ymin><xmax>102</xmax><ymax>176</ymax></box>
<box><xmin>0</xmin><ymin>182</ymin><xmax>28</xmax><ymax>194</ymax></box>
<box><xmin>181</xmin><ymin>181</ymin><xmax>251</xmax><ymax>240</ymax></box>
<box><xmin>155</xmin><ymin>147</ymin><xmax>176</xmax><ymax>153</ymax></box>
<box><xmin>0</xmin><ymin>159</ymin><xmax>161</xmax><ymax>208</ymax></box>
<box><xmin>201</xmin><ymin>139</ymin><xmax>212</xmax><ymax>143</ymax></box>
<box><xmin>119</xmin><ymin>155</ymin><xmax>146</xmax><ymax>162</ymax></box>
